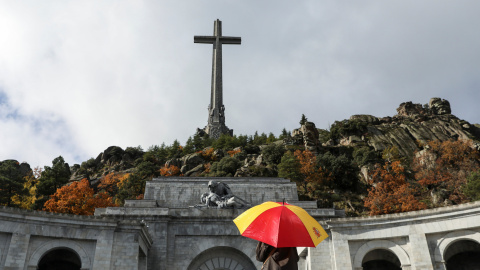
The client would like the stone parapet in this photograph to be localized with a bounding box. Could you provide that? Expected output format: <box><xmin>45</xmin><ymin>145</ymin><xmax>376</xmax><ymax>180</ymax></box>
<box><xmin>328</xmin><ymin>201</ymin><xmax>480</xmax><ymax>228</ymax></box>
<box><xmin>96</xmin><ymin>206</ymin><xmax>339</xmax><ymax>220</ymax></box>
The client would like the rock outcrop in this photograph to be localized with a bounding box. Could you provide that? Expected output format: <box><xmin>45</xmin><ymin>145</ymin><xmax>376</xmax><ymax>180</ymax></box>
<box><xmin>429</xmin><ymin>97</ymin><xmax>451</xmax><ymax>115</ymax></box>
<box><xmin>0</xmin><ymin>160</ymin><xmax>32</xmax><ymax>179</ymax></box>
<box><xmin>290</xmin><ymin>121</ymin><xmax>320</xmax><ymax>153</ymax></box>
<box><xmin>70</xmin><ymin>146</ymin><xmax>144</xmax><ymax>181</ymax></box>
<box><xmin>330</xmin><ymin>97</ymin><xmax>479</xmax><ymax>158</ymax></box>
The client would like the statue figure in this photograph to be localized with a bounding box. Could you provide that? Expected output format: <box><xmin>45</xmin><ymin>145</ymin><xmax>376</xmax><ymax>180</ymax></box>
<box><xmin>208</xmin><ymin>180</ymin><xmax>232</xmax><ymax>198</ymax></box>
<box><xmin>200</xmin><ymin>192</ymin><xmax>248</xmax><ymax>209</ymax></box>
<box><xmin>197</xmin><ymin>181</ymin><xmax>250</xmax><ymax>209</ymax></box>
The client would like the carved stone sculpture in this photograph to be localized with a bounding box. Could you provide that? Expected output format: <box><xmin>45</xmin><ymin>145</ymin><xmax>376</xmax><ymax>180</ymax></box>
<box><xmin>208</xmin><ymin>180</ymin><xmax>232</xmax><ymax>198</ymax></box>
<box><xmin>200</xmin><ymin>192</ymin><xmax>248</xmax><ymax>209</ymax></box>
<box><xmin>199</xmin><ymin>181</ymin><xmax>250</xmax><ymax>209</ymax></box>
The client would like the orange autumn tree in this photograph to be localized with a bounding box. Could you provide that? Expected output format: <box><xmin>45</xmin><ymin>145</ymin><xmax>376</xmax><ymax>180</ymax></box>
<box><xmin>159</xmin><ymin>165</ymin><xmax>182</xmax><ymax>176</ymax></box>
<box><xmin>294</xmin><ymin>149</ymin><xmax>329</xmax><ymax>194</ymax></box>
<box><xmin>413</xmin><ymin>139</ymin><xmax>480</xmax><ymax>204</ymax></box>
<box><xmin>227</xmin><ymin>148</ymin><xmax>241</xmax><ymax>157</ymax></box>
<box><xmin>200</xmin><ymin>147</ymin><xmax>216</xmax><ymax>161</ymax></box>
<box><xmin>44</xmin><ymin>178</ymin><xmax>117</xmax><ymax>215</ymax></box>
<box><xmin>98</xmin><ymin>172</ymin><xmax>130</xmax><ymax>196</ymax></box>
<box><xmin>364</xmin><ymin>161</ymin><xmax>426</xmax><ymax>215</ymax></box>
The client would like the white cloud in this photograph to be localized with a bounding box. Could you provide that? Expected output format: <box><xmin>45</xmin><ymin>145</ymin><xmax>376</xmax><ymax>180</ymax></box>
<box><xmin>0</xmin><ymin>0</ymin><xmax>479</xmax><ymax>167</ymax></box>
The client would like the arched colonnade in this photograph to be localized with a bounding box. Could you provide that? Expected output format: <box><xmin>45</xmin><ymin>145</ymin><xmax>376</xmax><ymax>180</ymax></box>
<box><xmin>352</xmin><ymin>230</ymin><xmax>480</xmax><ymax>270</ymax></box>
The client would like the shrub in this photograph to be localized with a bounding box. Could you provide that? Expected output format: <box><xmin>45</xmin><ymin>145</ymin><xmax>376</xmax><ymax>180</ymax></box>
<box><xmin>209</xmin><ymin>157</ymin><xmax>242</xmax><ymax>177</ymax></box>
<box><xmin>463</xmin><ymin>170</ymin><xmax>480</xmax><ymax>201</ymax></box>
<box><xmin>261</xmin><ymin>144</ymin><xmax>286</xmax><ymax>165</ymax></box>
<box><xmin>317</xmin><ymin>152</ymin><xmax>359</xmax><ymax>191</ymax></box>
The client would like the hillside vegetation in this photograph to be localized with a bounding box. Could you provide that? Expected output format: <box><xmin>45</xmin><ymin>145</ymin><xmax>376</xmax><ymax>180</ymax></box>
<box><xmin>1</xmin><ymin>97</ymin><xmax>480</xmax><ymax>216</ymax></box>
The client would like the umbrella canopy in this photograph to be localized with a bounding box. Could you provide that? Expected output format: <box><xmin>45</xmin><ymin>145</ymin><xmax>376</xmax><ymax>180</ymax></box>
<box><xmin>233</xmin><ymin>201</ymin><xmax>328</xmax><ymax>248</ymax></box>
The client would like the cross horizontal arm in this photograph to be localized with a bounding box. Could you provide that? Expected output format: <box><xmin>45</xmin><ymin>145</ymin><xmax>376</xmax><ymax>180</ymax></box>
<box><xmin>221</xmin><ymin>36</ymin><xmax>241</xmax><ymax>44</ymax></box>
<box><xmin>194</xmin><ymin>36</ymin><xmax>216</xmax><ymax>44</ymax></box>
<box><xmin>194</xmin><ymin>36</ymin><xmax>241</xmax><ymax>45</ymax></box>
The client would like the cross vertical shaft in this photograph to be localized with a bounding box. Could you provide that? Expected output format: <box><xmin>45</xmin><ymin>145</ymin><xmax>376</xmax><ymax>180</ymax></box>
<box><xmin>195</xmin><ymin>19</ymin><xmax>241</xmax><ymax>139</ymax></box>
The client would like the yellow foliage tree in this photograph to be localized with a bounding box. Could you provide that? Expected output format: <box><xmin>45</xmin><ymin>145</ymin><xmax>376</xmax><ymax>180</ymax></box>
<box><xmin>11</xmin><ymin>167</ymin><xmax>42</xmax><ymax>210</ymax></box>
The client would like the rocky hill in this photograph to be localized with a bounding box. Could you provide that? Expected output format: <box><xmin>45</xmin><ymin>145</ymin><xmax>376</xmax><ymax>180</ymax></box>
<box><xmin>67</xmin><ymin>97</ymin><xmax>480</xmax><ymax>187</ymax></box>
<box><xmin>2</xmin><ymin>97</ymin><xmax>479</xmax><ymax>216</ymax></box>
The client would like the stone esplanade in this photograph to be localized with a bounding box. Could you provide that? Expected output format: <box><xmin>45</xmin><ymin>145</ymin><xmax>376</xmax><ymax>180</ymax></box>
<box><xmin>0</xmin><ymin>177</ymin><xmax>479</xmax><ymax>269</ymax></box>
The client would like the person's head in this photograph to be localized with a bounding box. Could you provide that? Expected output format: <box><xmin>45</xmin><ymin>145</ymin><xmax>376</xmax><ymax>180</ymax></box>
<box><xmin>208</xmin><ymin>181</ymin><xmax>217</xmax><ymax>192</ymax></box>
<box><xmin>201</xmin><ymin>192</ymin><xmax>209</xmax><ymax>203</ymax></box>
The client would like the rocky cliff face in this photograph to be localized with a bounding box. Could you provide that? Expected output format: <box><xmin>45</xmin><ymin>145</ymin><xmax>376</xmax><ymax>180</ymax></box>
<box><xmin>325</xmin><ymin>97</ymin><xmax>480</xmax><ymax>158</ymax></box>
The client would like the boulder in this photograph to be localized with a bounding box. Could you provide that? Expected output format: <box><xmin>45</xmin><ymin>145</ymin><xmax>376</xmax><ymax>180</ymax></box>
<box><xmin>255</xmin><ymin>154</ymin><xmax>265</xmax><ymax>166</ymax></box>
<box><xmin>101</xmin><ymin>146</ymin><xmax>125</xmax><ymax>164</ymax></box>
<box><xmin>213</xmin><ymin>149</ymin><xmax>225</xmax><ymax>160</ymax></box>
<box><xmin>350</xmin><ymin>115</ymin><xmax>379</xmax><ymax>124</ymax></box>
<box><xmin>244</xmin><ymin>154</ymin><xmax>258</xmax><ymax>167</ymax></box>
<box><xmin>431</xmin><ymin>188</ymin><xmax>448</xmax><ymax>206</ymax></box>
<box><xmin>184</xmin><ymin>164</ymin><xmax>204</xmax><ymax>177</ymax></box>
<box><xmin>339</xmin><ymin>135</ymin><xmax>363</xmax><ymax>146</ymax></box>
<box><xmin>180</xmin><ymin>153</ymin><xmax>205</xmax><ymax>173</ymax></box>
<box><xmin>165</xmin><ymin>158</ymin><xmax>182</xmax><ymax>169</ymax></box>
<box><xmin>234</xmin><ymin>167</ymin><xmax>250</xmax><ymax>177</ymax></box>
<box><xmin>291</xmin><ymin>122</ymin><xmax>320</xmax><ymax>152</ymax></box>
<box><xmin>396</xmin><ymin>101</ymin><xmax>426</xmax><ymax>117</ymax></box>
<box><xmin>429</xmin><ymin>98</ymin><xmax>451</xmax><ymax>115</ymax></box>
<box><xmin>359</xmin><ymin>166</ymin><xmax>369</xmax><ymax>184</ymax></box>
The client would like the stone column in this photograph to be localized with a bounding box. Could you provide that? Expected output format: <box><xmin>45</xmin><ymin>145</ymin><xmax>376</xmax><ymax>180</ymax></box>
<box><xmin>330</xmin><ymin>231</ymin><xmax>353</xmax><ymax>270</ymax></box>
<box><xmin>4</xmin><ymin>233</ymin><xmax>30</xmax><ymax>270</ymax></box>
<box><xmin>409</xmin><ymin>225</ymin><xmax>434</xmax><ymax>270</ymax></box>
<box><xmin>92</xmin><ymin>230</ymin><xmax>115</xmax><ymax>269</ymax></box>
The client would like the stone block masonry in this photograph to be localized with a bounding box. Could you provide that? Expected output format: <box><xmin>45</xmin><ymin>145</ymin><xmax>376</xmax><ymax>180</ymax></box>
<box><xmin>0</xmin><ymin>206</ymin><xmax>151</xmax><ymax>270</ymax></box>
<box><xmin>144</xmin><ymin>177</ymin><xmax>299</xmax><ymax>208</ymax></box>
<box><xmin>2</xmin><ymin>178</ymin><xmax>480</xmax><ymax>269</ymax></box>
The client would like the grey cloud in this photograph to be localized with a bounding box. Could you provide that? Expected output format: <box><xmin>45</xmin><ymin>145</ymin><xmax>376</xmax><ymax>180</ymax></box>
<box><xmin>0</xmin><ymin>1</ymin><xmax>479</xmax><ymax>167</ymax></box>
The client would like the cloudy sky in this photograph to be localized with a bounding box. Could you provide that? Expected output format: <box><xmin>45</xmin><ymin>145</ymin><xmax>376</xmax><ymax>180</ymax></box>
<box><xmin>1</xmin><ymin>1</ymin><xmax>479</xmax><ymax>168</ymax></box>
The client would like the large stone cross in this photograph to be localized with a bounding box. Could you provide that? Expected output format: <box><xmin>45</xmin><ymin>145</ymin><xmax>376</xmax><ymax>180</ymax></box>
<box><xmin>194</xmin><ymin>19</ymin><xmax>241</xmax><ymax>139</ymax></box>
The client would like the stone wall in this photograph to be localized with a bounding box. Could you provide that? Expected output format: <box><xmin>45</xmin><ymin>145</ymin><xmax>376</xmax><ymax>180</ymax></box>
<box><xmin>326</xmin><ymin>201</ymin><xmax>480</xmax><ymax>270</ymax></box>
<box><xmin>2</xmin><ymin>177</ymin><xmax>480</xmax><ymax>269</ymax></box>
<box><xmin>0</xmin><ymin>206</ymin><xmax>151</xmax><ymax>270</ymax></box>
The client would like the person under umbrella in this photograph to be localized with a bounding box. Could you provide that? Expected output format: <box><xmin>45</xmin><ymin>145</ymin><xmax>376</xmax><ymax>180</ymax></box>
<box><xmin>256</xmin><ymin>241</ymin><xmax>299</xmax><ymax>270</ymax></box>
<box><xmin>233</xmin><ymin>201</ymin><xmax>328</xmax><ymax>269</ymax></box>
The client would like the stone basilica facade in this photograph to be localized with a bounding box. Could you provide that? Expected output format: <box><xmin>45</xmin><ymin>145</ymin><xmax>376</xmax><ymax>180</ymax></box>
<box><xmin>1</xmin><ymin>177</ymin><xmax>480</xmax><ymax>270</ymax></box>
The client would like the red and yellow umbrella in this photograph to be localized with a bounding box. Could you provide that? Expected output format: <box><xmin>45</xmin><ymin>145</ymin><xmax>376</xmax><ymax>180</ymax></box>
<box><xmin>233</xmin><ymin>201</ymin><xmax>328</xmax><ymax>248</ymax></box>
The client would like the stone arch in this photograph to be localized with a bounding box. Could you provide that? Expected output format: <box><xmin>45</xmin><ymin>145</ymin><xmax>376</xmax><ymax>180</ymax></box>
<box><xmin>434</xmin><ymin>229</ymin><xmax>480</xmax><ymax>267</ymax></box>
<box><xmin>353</xmin><ymin>240</ymin><xmax>411</xmax><ymax>269</ymax></box>
<box><xmin>27</xmin><ymin>239</ymin><xmax>91</xmax><ymax>270</ymax></box>
<box><xmin>187</xmin><ymin>246</ymin><xmax>256</xmax><ymax>270</ymax></box>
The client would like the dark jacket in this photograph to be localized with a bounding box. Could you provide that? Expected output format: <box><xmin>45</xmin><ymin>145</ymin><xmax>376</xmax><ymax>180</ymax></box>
<box><xmin>256</xmin><ymin>242</ymin><xmax>299</xmax><ymax>270</ymax></box>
